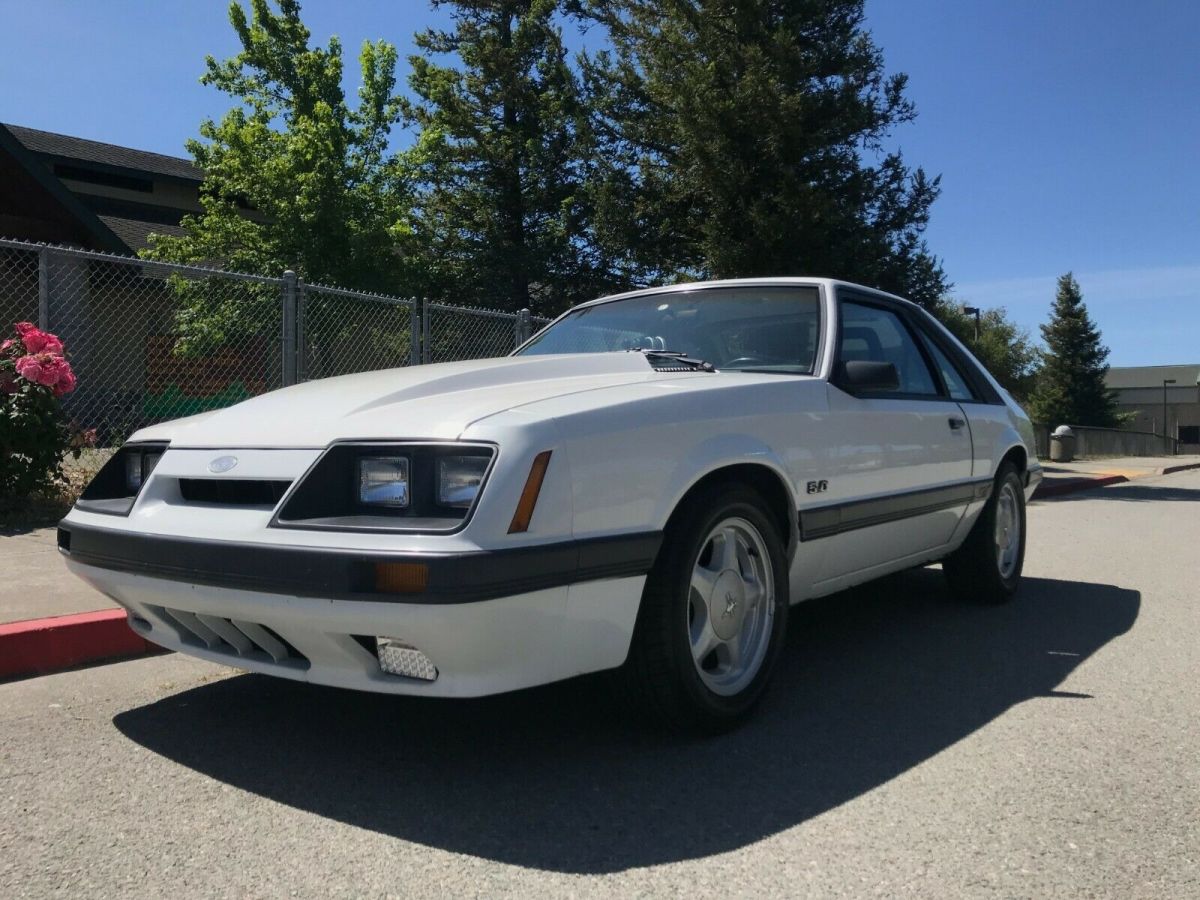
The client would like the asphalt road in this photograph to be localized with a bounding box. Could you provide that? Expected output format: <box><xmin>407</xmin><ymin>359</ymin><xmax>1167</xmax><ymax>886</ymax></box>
<box><xmin>3</xmin><ymin>472</ymin><xmax>1199</xmax><ymax>898</ymax></box>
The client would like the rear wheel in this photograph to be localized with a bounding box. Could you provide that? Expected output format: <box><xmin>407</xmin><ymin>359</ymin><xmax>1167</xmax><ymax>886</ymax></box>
<box><xmin>622</xmin><ymin>484</ymin><xmax>789</xmax><ymax>733</ymax></box>
<box><xmin>944</xmin><ymin>462</ymin><xmax>1026</xmax><ymax>604</ymax></box>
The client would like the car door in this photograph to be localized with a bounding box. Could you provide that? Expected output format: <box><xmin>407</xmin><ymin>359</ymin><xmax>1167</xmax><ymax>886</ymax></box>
<box><xmin>808</xmin><ymin>293</ymin><xmax>976</xmax><ymax>585</ymax></box>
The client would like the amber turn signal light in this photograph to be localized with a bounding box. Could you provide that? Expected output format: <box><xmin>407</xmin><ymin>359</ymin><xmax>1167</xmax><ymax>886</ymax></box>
<box><xmin>508</xmin><ymin>450</ymin><xmax>552</xmax><ymax>534</ymax></box>
<box><xmin>375</xmin><ymin>562</ymin><xmax>429</xmax><ymax>593</ymax></box>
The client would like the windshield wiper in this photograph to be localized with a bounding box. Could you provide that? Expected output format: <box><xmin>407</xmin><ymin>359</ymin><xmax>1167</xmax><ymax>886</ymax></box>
<box><xmin>629</xmin><ymin>348</ymin><xmax>715</xmax><ymax>372</ymax></box>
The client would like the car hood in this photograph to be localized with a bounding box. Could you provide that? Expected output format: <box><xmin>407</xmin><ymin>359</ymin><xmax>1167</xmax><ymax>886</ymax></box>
<box><xmin>135</xmin><ymin>353</ymin><xmax>699</xmax><ymax>447</ymax></box>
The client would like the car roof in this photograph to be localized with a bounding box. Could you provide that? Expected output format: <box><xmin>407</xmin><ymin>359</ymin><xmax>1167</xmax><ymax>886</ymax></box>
<box><xmin>575</xmin><ymin>277</ymin><xmax>917</xmax><ymax>311</ymax></box>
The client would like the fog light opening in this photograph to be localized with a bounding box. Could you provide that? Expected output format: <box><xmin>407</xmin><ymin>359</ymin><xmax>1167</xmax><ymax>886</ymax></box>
<box><xmin>376</xmin><ymin>637</ymin><xmax>439</xmax><ymax>681</ymax></box>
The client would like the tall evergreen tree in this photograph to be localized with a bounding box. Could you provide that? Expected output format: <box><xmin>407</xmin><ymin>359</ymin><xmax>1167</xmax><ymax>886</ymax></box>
<box><xmin>578</xmin><ymin>0</ymin><xmax>947</xmax><ymax>306</ymax></box>
<box><xmin>404</xmin><ymin>0</ymin><xmax>599</xmax><ymax>313</ymax></box>
<box><xmin>1029</xmin><ymin>273</ymin><xmax>1119</xmax><ymax>427</ymax></box>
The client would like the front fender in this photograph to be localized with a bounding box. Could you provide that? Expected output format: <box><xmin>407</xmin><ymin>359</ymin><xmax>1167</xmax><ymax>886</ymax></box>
<box><xmin>652</xmin><ymin>432</ymin><xmax>797</xmax><ymax>533</ymax></box>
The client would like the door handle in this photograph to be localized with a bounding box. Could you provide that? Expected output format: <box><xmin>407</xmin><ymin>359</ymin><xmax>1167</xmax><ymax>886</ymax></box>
<box><xmin>948</xmin><ymin>416</ymin><xmax>966</xmax><ymax>430</ymax></box>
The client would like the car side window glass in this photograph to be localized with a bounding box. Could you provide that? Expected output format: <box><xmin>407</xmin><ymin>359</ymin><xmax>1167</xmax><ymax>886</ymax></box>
<box><xmin>839</xmin><ymin>301</ymin><xmax>938</xmax><ymax>396</ymax></box>
<box><xmin>918</xmin><ymin>332</ymin><xmax>977</xmax><ymax>401</ymax></box>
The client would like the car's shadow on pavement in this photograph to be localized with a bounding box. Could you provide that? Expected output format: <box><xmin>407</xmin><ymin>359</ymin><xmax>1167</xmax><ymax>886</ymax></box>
<box><xmin>114</xmin><ymin>569</ymin><xmax>1138</xmax><ymax>874</ymax></box>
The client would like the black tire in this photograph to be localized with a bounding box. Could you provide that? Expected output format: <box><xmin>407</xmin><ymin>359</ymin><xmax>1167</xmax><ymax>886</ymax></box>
<box><xmin>944</xmin><ymin>462</ymin><xmax>1026</xmax><ymax>604</ymax></box>
<box><xmin>621</xmin><ymin>483</ymin><xmax>790</xmax><ymax>734</ymax></box>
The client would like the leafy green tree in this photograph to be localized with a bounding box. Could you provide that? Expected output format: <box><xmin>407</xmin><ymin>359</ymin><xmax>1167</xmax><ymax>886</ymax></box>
<box><xmin>937</xmin><ymin>304</ymin><xmax>1041</xmax><ymax>402</ymax></box>
<box><xmin>404</xmin><ymin>0</ymin><xmax>600</xmax><ymax>314</ymax></box>
<box><xmin>1029</xmin><ymin>273</ymin><xmax>1119</xmax><ymax>427</ymax></box>
<box><xmin>577</xmin><ymin>0</ymin><xmax>947</xmax><ymax>306</ymax></box>
<box><xmin>145</xmin><ymin>0</ymin><xmax>412</xmax><ymax>350</ymax></box>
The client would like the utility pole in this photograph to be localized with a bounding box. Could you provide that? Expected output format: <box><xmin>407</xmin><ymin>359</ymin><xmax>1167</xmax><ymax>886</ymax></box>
<box><xmin>1162</xmin><ymin>378</ymin><xmax>1176</xmax><ymax>453</ymax></box>
<box><xmin>962</xmin><ymin>306</ymin><xmax>981</xmax><ymax>343</ymax></box>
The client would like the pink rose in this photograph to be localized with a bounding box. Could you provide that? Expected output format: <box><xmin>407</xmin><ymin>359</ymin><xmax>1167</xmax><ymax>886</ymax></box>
<box><xmin>40</xmin><ymin>333</ymin><xmax>64</xmax><ymax>355</ymax></box>
<box><xmin>20</xmin><ymin>328</ymin><xmax>50</xmax><ymax>354</ymax></box>
<box><xmin>14</xmin><ymin>354</ymin><xmax>42</xmax><ymax>384</ymax></box>
<box><xmin>36</xmin><ymin>356</ymin><xmax>64</xmax><ymax>387</ymax></box>
<box><xmin>14</xmin><ymin>322</ymin><xmax>35</xmax><ymax>335</ymax></box>
<box><xmin>53</xmin><ymin>367</ymin><xmax>77</xmax><ymax>397</ymax></box>
<box><xmin>0</xmin><ymin>338</ymin><xmax>13</xmax><ymax>354</ymax></box>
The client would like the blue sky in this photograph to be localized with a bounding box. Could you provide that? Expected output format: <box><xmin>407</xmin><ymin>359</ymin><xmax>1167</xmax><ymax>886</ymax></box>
<box><xmin>1</xmin><ymin>1</ymin><xmax>1196</xmax><ymax>365</ymax></box>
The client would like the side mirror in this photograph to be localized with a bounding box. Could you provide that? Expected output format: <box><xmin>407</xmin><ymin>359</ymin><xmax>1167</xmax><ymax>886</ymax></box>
<box><xmin>836</xmin><ymin>360</ymin><xmax>900</xmax><ymax>393</ymax></box>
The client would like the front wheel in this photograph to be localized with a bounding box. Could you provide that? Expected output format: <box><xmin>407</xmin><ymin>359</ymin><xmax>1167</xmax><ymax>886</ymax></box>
<box><xmin>622</xmin><ymin>484</ymin><xmax>789</xmax><ymax>733</ymax></box>
<box><xmin>944</xmin><ymin>462</ymin><xmax>1026</xmax><ymax>604</ymax></box>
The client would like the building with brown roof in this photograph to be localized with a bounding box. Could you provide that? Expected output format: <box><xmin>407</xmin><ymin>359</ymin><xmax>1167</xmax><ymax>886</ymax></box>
<box><xmin>0</xmin><ymin>122</ymin><xmax>201</xmax><ymax>253</ymax></box>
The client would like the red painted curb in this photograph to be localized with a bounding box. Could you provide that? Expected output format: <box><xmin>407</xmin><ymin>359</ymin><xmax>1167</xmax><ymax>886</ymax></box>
<box><xmin>1032</xmin><ymin>474</ymin><xmax>1128</xmax><ymax>499</ymax></box>
<box><xmin>1162</xmin><ymin>462</ymin><xmax>1200</xmax><ymax>476</ymax></box>
<box><xmin>0</xmin><ymin>609</ymin><xmax>163</xmax><ymax>681</ymax></box>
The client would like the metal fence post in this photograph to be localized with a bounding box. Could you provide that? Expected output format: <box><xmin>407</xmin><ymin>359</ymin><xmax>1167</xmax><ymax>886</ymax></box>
<box><xmin>295</xmin><ymin>277</ymin><xmax>307</xmax><ymax>382</ymax></box>
<box><xmin>421</xmin><ymin>297</ymin><xmax>431</xmax><ymax>364</ymax></box>
<box><xmin>409</xmin><ymin>298</ymin><xmax>421</xmax><ymax>366</ymax></box>
<box><xmin>522</xmin><ymin>308</ymin><xmax>532</xmax><ymax>343</ymax></box>
<box><xmin>281</xmin><ymin>269</ymin><xmax>297</xmax><ymax>386</ymax></box>
<box><xmin>37</xmin><ymin>247</ymin><xmax>50</xmax><ymax>330</ymax></box>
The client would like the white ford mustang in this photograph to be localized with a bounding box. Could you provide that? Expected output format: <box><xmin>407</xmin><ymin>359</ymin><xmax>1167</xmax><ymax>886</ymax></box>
<box><xmin>61</xmin><ymin>278</ymin><xmax>1041</xmax><ymax>731</ymax></box>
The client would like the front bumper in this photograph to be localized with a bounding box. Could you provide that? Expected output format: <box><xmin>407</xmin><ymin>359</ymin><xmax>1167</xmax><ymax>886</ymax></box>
<box><xmin>59</xmin><ymin>522</ymin><xmax>658</xmax><ymax>697</ymax></box>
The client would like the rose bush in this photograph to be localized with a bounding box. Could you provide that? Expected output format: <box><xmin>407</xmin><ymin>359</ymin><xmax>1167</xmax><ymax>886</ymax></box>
<box><xmin>1</xmin><ymin>322</ymin><xmax>93</xmax><ymax>506</ymax></box>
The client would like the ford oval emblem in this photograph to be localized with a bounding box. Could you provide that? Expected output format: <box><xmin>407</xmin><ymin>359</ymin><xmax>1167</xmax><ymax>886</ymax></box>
<box><xmin>208</xmin><ymin>455</ymin><xmax>238</xmax><ymax>474</ymax></box>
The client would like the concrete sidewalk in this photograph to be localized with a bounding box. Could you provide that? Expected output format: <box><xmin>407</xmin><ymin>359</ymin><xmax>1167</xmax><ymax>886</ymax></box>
<box><xmin>1</xmin><ymin>526</ymin><xmax>116</xmax><ymax>625</ymax></box>
<box><xmin>1034</xmin><ymin>455</ymin><xmax>1200</xmax><ymax>498</ymax></box>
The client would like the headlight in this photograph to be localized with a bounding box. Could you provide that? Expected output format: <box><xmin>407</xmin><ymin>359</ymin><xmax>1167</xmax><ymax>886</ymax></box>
<box><xmin>437</xmin><ymin>455</ymin><xmax>490</xmax><ymax>508</ymax></box>
<box><xmin>358</xmin><ymin>456</ymin><xmax>410</xmax><ymax>507</ymax></box>
<box><xmin>124</xmin><ymin>448</ymin><xmax>163</xmax><ymax>491</ymax></box>
<box><xmin>273</xmin><ymin>442</ymin><xmax>496</xmax><ymax>533</ymax></box>
<box><xmin>75</xmin><ymin>442</ymin><xmax>169</xmax><ymax>516</ymax></box>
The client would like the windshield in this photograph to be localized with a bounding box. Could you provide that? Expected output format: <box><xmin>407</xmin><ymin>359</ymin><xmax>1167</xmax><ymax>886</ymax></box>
<box><xmin>517</xmin><ymin>286</ymin><xmax>821</xmax><ymax>374</ymax></box>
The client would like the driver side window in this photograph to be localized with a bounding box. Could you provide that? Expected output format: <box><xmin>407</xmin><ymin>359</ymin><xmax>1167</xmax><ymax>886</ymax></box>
<box><xmin>840</xmin><ymin>301</ymin><xmax>938</xmax><ymax>396</ymax></box>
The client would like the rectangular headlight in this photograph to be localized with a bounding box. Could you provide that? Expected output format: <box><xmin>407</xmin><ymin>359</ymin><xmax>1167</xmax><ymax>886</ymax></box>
<box><xmin>437</xmin><ymin>455</ymin><xmax>490</xmax><ymax>508</ymax></box>
<box><xmin>358</xmin><ymin>456</ymin><xmax>409</xmax><ymax>507</ymax></box>
<box><xmin>124</xmin><ymin>449</ymin><xmax>164</xmax><ymax>492</ymax></box>
<box><xmin>125</xmin><ymin>452</ymin><xmax>144</xmax><ymax>491</ymax></box>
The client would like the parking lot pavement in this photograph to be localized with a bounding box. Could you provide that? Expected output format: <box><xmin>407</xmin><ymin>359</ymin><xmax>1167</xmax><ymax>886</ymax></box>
<box><xmin>3</xmin><ymin>471</ymin><xmax>1199</xmax><ymax>898</ymax></box>
<box><xmin>0</xmin><ymin>527</ymin><xmax>115</xmax><ymax>624</ymax></box>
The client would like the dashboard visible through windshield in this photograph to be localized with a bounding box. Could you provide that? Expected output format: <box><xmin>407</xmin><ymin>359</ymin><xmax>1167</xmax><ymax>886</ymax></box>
<box><xmin>517</xmin><ymin>286</ymin><xmax>821</xmax><ymax>374</ymax></box>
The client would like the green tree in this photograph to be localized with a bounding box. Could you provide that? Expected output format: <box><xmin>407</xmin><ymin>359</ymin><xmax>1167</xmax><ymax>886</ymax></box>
<box><xmin>937</xmin><ymin>304</ymin><xmax>1041</xmax><ymax>402</ymax></box>
<box><xmin>1029</xmin><ymin>273</ymin><xmax>1119</xmax><ymax>427</ymax></box>
<box><xmin>578</xmin><ymin>0</ymin><xmax>947</xmax><ymax>306</ymax></box>
<box><xmin>404</xmin><ymin>0</ymin><xmax>599</xmax><ymax>314</ymax></box>
<box><xmin>145</xmin><ymin>0</ymin><xmax>412</xmax><ymax>350</ymax></box>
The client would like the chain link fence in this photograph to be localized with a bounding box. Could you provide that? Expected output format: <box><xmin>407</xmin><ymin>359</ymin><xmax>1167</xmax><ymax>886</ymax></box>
<box><xmin>0</xmin><ymin>237</ymin><xmax>558</xmax><ymax>445</ymax></box>
<box><xmin>299</xmin><ymin>281</ymin><xmax>418</xmax><ymax>380</ymax></box>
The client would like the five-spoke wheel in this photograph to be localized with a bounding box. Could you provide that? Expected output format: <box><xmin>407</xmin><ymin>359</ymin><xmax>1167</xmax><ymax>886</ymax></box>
<box><xmin>687</xmin><ymin>518</ymin><xmax>776</xmax><ymax>697</ymax></box>
<box><xmin>944</xmin><ymin>461</ymin><xmax>1026</xmax><ymax>604</ymax></box>
<box><xmin>623</xmin><ymin>483</ymin><xmax>789</xmax><ymax>733</ymax></box>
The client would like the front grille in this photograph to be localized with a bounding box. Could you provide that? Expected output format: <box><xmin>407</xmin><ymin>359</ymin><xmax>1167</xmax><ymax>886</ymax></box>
<box><xmin>142</xmin><ymin>604</ymin><xmax>309</xmax><ymax>670</ymax></box>
<box><xmin>177</xmin><ymin>478</ymin><xmax>291</xmax><ymax>506</ymax></box>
